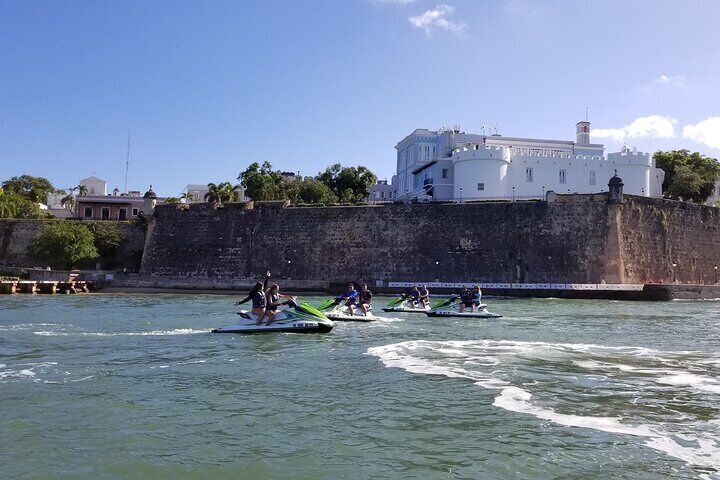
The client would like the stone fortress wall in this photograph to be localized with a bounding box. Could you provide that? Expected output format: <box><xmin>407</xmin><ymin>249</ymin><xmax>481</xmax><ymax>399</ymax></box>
<box><xmin>0</xmin><ymin>219</ymin><xmax>146</xmax><ymax>270</ymax></box>
<box><xmin>2</xmin><ymin>195</ymin><xmax>720</xmax><ymax>286</ymax></box>
<box><xmin>137</xmin><ymin>195</ymin><xmax>720</xmax><ymax>285</ymax></box>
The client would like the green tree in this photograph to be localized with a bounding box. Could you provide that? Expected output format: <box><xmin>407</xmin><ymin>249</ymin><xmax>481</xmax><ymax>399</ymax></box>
<box><xmin>317</xmin><ymin>164</ymin><xmax>377</xmax><ymax>202</ymax></box>
<box><xmin>0</xmin><ymin>187</ymin><xmax>17</xmax><ymax>218</ymax></box>
<box><xmin>164</xmin><ymin>197</ymin><xmax>180</xmax><ymax>204</ymax></box>
<box><xmin>238</xmin><ymin>162</ymin><xmax>284</xmax><ymax>201</ymax></box>
<box><xmin>654</xmin><ymin>150</ymin><xmax>720</xmax><ymax>203</ymax></box>
<box><xmin>28</xmin><ymin>222</ymin><xmax>99</xmax><ymax>269</ymax></box>
<box><xmin>2</xmin><ymin>191</ymin><xmax>45</xmax><ymax>219</ymax></box>
<box><xmin>297</xmin><ymin>178</ymin><xmax>338</xmax><ymax>204</ymax></box>
<box><xmin>85</xmin><ymin>222</ymin><xmax>123</xmax><ymax>258</ymax></box>
<box><xmin>2</xmin><ymin>175</ymin><xmax>55</xmax><ymax>203</ymax></box>
<box><xmin>204</xmin><ymin>182</ymin><xmax>242</xmax><ymax>203</ymax></box>
<box><xmin>181</xmin><ymin>192</ymin><xmax>195</xmax><ymax>203</ymax></box>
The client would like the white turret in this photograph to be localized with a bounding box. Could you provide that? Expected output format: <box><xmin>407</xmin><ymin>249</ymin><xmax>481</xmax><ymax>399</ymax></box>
<box><xmin>143</xmin><ymin>186</ymin><xmax>157</xmax><ymax>215</ymax></box>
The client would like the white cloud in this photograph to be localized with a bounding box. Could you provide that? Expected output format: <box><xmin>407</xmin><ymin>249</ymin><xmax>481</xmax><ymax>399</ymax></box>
<box><xmin>683</xmin><ymin>117</ymin><xmax>720</xmax><ymax>149</ymax></box>
<box><xmin>653</xmin><ymin>74</ymin><xmax>686</xmax><ymax>87</ymax></box>
<box><xmin>409</xmin><ymin>4</ymin><xmax>467</xmax><ymax>35</ymax></box>
<box><xmin>591</xmin><ymin>115</ymin><xmax>677</xmax><ymax>142</ymax></box>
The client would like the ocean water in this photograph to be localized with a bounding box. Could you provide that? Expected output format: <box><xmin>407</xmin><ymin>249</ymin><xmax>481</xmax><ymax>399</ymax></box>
<box><xmin>1</xmin><ymin>294</ymin><xmax>718</xmax><ymax>479</ymax></box>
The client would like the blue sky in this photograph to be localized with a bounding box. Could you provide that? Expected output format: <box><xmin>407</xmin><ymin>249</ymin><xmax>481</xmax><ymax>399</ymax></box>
<box><xmin>1</xmin><ymin>0</ymin><xmax>719</xmax><ymax>195</ymax></box>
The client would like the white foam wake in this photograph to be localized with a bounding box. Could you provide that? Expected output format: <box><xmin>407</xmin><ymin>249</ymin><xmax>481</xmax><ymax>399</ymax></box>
<box><xmin>367</xmin><ymin>339</ymin><xmax>720</xmax><ymax>471</ymax></box>
<box><xmin>33</xmin><ymin>328</ymin><xmax>210</xmax><ymax>337</ymax></box>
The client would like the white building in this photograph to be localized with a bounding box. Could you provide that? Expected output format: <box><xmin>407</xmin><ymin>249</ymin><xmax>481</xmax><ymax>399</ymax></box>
<box><xmin>79</xmin><ymin>176</ymin><xmax>108</xmax><ymax>196</ymax></box>
<box><xmin>369</xmin><ymin>179</ymin><xmax>397</xmax><ymax>202</ymax></box>
<box><xmin>185</xmin><ymin>184</ymin><xmax>210</xmax><ymax>202</ymax></box>
<box><xmin>393</xmin><ymin>121</ymin><xmax>665</xmax><ymax>201</ymax></box>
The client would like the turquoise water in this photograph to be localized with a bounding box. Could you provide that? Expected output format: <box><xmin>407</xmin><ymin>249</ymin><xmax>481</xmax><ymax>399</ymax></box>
<box><xmin>1</xmin><ymin>294</ymin><xmax>719</xmax><ymax>479</ymax></box>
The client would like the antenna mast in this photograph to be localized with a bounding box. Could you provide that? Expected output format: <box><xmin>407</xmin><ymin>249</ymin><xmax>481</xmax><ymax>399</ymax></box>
<box><xmin>124</xmin><ymin>130</ymin><xmax>131</xmax><ymax>193</ymax></box>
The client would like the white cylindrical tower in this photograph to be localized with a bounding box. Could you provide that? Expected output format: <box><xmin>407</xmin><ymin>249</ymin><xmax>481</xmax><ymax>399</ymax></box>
<box><xmin>576</xmin><ymin>121</ymin><xmax>590</xmax><ymax>145</ymax></box>
<box><xmin>452</xmin><ymin>145</ymin><xmax>510</xmax><ymax>199</ymax></box>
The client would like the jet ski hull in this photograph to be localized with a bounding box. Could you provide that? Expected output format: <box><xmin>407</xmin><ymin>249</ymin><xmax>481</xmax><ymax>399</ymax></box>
<box><xmin>213</xmin><ymin>305</ymin><xmax>335</xmax><ymax>334</ymax></box>
<box><xmin>324</xmin><ymin>312</ymin><xmax>375</xmax><ymax>322</ymax></box>
<box><xmin>426</xmin><ymin>309</ymin><xmax>502</xmax><ymax>319</ymax></box>
<box><xmin>212</xmin><ymin>321</ymin><xmax>334</xmax><ymax>334</ymax></box>
<box><xmin>382</xmin><ymin>306</ymin><xmax>429</xmax><ymax>313</ymax></box>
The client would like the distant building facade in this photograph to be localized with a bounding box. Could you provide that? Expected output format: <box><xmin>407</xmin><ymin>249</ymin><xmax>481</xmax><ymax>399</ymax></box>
<box><xmin>185</xmin><ymin>184</ymin><xmax>210</xmax><ymax>202</ymax></box>
<box><xmin>369</xmin><ymin>180</ymin><xmax>397</xmax><ymax>202</ymax></box>
<box><xmin>393</xmin><ymin>121</ymin><xmax>665</xmax><ymax>201</ymax></box>
<box><xmin>60</xmin><ymin>176</ymin><xmax>165</xmax><ymax>220</ymax></box>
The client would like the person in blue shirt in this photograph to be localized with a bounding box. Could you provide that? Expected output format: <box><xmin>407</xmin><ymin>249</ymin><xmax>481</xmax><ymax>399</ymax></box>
<box><xmin>409</xmin><ymin>286</ymin><xmax>420</xmax><ymax>308</ymax></box>
<box><xmin>336</xmin><ymin>284</ymin><xmax>359</xmax><ymax>316</ymax></box>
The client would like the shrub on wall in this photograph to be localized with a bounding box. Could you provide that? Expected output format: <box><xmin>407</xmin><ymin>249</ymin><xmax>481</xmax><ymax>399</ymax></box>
<box><xmin>85</xmin><ymin>222</ymin><xmax>123</xmax><ymax>266</ymax></box>
<box><xmin>28</xmin><ymin>221</ymin><xmax>99</xmax><ymax>269</ymax></box>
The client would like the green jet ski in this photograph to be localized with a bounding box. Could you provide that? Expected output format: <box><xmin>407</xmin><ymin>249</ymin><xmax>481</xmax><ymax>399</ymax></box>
<box><xmin>213</xmin><ymin>301</ymin><xmax>335</xmax><ymax>334</ymax></box>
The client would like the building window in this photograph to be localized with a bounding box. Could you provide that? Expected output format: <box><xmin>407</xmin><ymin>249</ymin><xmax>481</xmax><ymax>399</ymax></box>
<box><xmin>101</xmin><ymin>207</ymin><xmax>110</xmax><ymax>220</ymax></box>
<box><xmin>477</xmin><ymin>183</ymin><xmax>485</xmax><ymax>191</ymax></box>
<box><xmin>442</xmin><ymin>169</ymin><xmax>448</xmax><ymax>179</ymax></box>
<box><xmin>132</xmin><ymin>208</ymin><xmax>139</xmax><ymax>216</ymax></box>
<box><xmin>526</xmin><ymin>168</ymin><xmax>534</xmax><ymax>182</ymax></box>
<box><xmin>84</xmin><ymin>206</ymin><xmax>92</xmax><ymax>219</ymax></box>
<box><xmin>559</xmin><ymin>169</ymin><xmax>567</xmax><ymax>184</ymax></box>
<box><xmin>589</xmin><ymin>171</ymin><xmax>596</xmax><ymax>186</ymax></box>
<box><xmin>119</xmin><ymin>208</ymin><xmax>127</xmax><ymax>221</ymax></box>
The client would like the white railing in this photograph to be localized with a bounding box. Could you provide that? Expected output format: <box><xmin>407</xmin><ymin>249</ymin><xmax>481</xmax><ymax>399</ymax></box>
<box><xmin>387</xmin><ymin>282</ymin><xmax>644</xmax><ymax>291</ymax></box>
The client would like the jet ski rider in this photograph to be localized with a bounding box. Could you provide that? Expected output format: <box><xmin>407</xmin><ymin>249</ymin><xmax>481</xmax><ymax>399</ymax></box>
<box><xmin>459</xmin><ymin>285</ymin><xmax>482</xmax><ymax>313</ymax></box>
<box><xmin>264</xmin><ymin>283</ymin><xmax>297</xmax><ymax>325</ymax></box>
<box><xmin>358</xmin><ymin>283</ymin><xmax>373</xmax><ymax>316</ymax></box>
<box><xmin>409</xmin><ymin>285</ymin><xmax>420</xmax><ymax>307</ymax></box>
<box><xmin>418</xmin><ymin>285</ymin><xmax>430</xmax><ymax>308</ymax></box>
<box><xmin>237</xmin><ymin>271</ymin><xmax>271</xmax><ymax>325</ymax></box>
<box><xmin>336</xmin><ymin>284</ymin><xmax>359</xmax><ymax>316</ymax></box>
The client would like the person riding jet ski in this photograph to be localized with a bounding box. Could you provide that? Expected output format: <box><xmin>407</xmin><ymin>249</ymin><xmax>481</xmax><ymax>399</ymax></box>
<box><xmin>237</xmin><ymin>271</ymin><xmax>271</xmax><ymax>325</ymax></box>
<box><xmin>264</xmin><ymin>283</ymin><xmax>297</xmax><ymax>325</ymax></box>
<box><xmin>358</xmin><ymin>283</ymin><xmax>373</xmax><ymax>316</ymax></box>
<box><xmin>335</xmin><ymin>284</ymin><xmax>359</xmax><ymax>316</ymax></box>
<box><xmin>418</xmin><ymin>285</ymin><xmax>430</xmax><ymax>308</ymax></box>
<box><xmin>409</xmin><ymin>286</ymin><xmax>420</xmax><ymax>307</ymax></box>
<box><xmin>459</xmin><ymin>285</ymin><xmax>482</xmax><ymax>313</ymax></box>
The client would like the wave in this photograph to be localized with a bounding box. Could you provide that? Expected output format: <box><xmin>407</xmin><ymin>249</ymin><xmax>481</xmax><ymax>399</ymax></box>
<box><xmin>0</xmin><ymin>362</ymin><xmax>59</xmax><ymax>381</ymax></box>
<box><xmin>367</xmin><ymin>339</ymin><xmax>720</xmax><ymax>471</ymax></box>
<box><xmin>33</xmin><ymin>328</ymin><xmax>210</xmax><ymax>337</ymax></box>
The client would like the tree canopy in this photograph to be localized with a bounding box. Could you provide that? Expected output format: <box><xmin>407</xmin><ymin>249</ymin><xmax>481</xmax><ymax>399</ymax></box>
<box><xmin>237</xmin><ymin>161</ymin><xmax>377</xmax><ymax>204</ymax></box>
<box><xmin>28</xmin><ymin>222</ymin><xmax>99</xmax><ymax>269</ymax></box>
<box><xmin>2</xmin><ymin>175</ymin><xmax>56</xmax><ymax>203</ymax></box>
<box><xmin>653</xmin><ymin>150</ymin><xmax>720</xmax><ymax>203</ymax></box>
<box><xmin>317</xmin><ymin>164</ymin><xmax>377</xmax><ymax>202</ymax></box>
<box><xmin>204</xmin><ymin>182</ymin><xmax>242</xmax><ymax>203</ymax></box>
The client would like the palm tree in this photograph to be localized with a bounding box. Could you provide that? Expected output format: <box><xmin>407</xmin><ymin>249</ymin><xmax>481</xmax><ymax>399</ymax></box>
<box><xmin>181</xmin><ymin>192</ymin><xmax>195</xmax><ymax>203</ymax></box>
<box><xmin>76</xmin><ymin>185</ymin><xmax>88</xmax><ymax>196</ymax></box>
<box><xmin>164</xmin><ymin>197</ymin><xmax>180</xmax><ymax>204</ymax></box>
<box><xmin>204</xmin><ymin>183</ymin><xmax>223</xmax><ymax>203</ymax></box>
<box><xmin>61</xmin><ymin>194</ymin><xmax>75</xmax><ymax>213</ymax></box>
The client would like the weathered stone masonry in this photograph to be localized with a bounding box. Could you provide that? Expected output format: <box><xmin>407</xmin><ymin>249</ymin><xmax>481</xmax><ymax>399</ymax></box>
<box><xmin>0</xmin><ymin>219</ymin><xmax>146</xmax><ymax>270</ymax></box>
<box><xmin>140</xmin><ymin>198</ymin><xmax>615</xmax><ymax>284</ymax></box>
<box><xmin>4</xmin><ymin>195</ymin><xmax>720</xmax><ymax>285</ymax></box>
